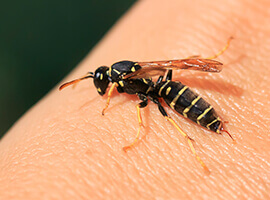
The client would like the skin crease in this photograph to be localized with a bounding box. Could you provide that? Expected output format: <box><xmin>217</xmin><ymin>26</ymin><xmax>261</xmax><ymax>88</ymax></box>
<box><xmin>0</xmin><ymin>0</ymin><xmax>270</xmax><ymax>199</ymax></box>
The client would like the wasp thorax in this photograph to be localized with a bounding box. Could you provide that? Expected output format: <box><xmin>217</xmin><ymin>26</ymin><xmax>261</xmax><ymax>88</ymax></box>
<box><xmin>93</xmin><ymin>66</ymin><xmax>110</xmax><ymax>96</ymax></box>
<box><xmin>109</xmin><ymin>61</ymin><xmax>140</xmax><ymax>82</ymax></box>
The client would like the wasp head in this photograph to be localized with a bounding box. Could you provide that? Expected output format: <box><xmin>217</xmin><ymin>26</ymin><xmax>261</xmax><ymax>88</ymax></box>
<box><xmin>93</xmin><ymin>66</ymin><xmax>110</xmax><ymax>96</ymax></box>
<box><xmin>59</xmin><ymin>66</ymin><xmax>110</xmax><ymax>96</ymax></box>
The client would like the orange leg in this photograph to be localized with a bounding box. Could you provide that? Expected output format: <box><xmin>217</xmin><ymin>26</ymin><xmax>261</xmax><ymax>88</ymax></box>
<box><xmin>102</xmin><ymin>82</ymin><xmax>117</xmax><ymax>115</ymax></box>
<box><xmin>206</xmin><ymin>36</ymin><xmax>233</xmax><ymax>60</ymax></box>
<box><xmin>123</xmin><ymin>104</ymin><xmax>145</xmax><ymax>152</ymax></box>
<box><xmin>185</xmin><ymin>55</ymin><xmax>201</xmax><ymax>59</ymax></box>
<box><xmin>154</xmin><ymin>99</ymin><xmax>209</xmax><ymax>173</ymax></box>
<box><xmin>165</xmin><ymin>116</ymin><xmax>210</xmax><ymax>174</ymax></box>
<box><xmin>186</xmin><ymin>37</ymin><xmax>233</xmax><ymax>60</ymax></box>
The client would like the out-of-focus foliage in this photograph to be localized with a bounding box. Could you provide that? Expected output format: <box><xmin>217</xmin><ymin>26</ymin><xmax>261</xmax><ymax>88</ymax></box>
<box><xmin>0</xmin><ymin>0</ymin><xmax>135</xmax><ymax>137</ymax></box>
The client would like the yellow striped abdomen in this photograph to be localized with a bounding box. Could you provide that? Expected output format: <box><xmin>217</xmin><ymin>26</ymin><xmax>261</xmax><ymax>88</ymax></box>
<box><xmin>157</xmin><ymin>81</ymin><xmax>221</xmax><ymax>133</ymax></box>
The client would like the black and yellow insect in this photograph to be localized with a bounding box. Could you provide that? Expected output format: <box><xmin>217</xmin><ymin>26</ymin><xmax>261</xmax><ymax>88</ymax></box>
<box><xmin>60</xmin><ymin>38</ymin><xmax>233</xmax><ymax>172</ymax></box>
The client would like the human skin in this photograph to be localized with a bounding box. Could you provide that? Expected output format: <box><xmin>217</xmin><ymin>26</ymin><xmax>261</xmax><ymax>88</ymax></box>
<box><xmin>0</xmin><ymin>0</ymin><xmax>269</xmax><ymax>199</ymax></box>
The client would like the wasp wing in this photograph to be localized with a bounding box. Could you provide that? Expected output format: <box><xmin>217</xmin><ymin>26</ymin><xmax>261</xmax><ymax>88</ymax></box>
<box><xmin>124</xmin><ymin>59</ymin><xmax>223</xmax><ymax>79</ymax></box>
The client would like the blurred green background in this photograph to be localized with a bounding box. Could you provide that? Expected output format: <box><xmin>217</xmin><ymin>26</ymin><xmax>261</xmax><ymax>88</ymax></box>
<box><xmin>0</xmin><ymin>0</ymin><xmax>136</xmax><ymax>138</ymax></box>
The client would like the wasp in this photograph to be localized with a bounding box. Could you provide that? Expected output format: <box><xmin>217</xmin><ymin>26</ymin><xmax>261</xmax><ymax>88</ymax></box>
<box><xmin>60</xmin><ymin>38</ymin><xmax>233</xmax><ymax>172</ymax></box>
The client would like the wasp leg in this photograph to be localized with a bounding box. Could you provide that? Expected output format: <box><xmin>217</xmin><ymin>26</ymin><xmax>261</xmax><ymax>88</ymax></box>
<box><xmin>152</xmin><ymin>98</ymin><xmax>210</xmax><ymax>173</ymax></box>
<box><xmin>123</xmin><ymin>94</ymin><xmax>148</xmax><ymax>152</ymax></box>
<box><xmin>186</xmin><ymin>55</ymin><xmax>202</xmax><ymax>59</ymax></box>
<box><xmin>102</xmin><ymin>82</ymin><xmax>117</xmax><ymax>115</ymax></box>
<box><xmin>206</xmin><ymin>37</ymin><xmax>233</xmax><ymax>60</ymax></box>
<box><xmin>166</xmin><ymin>70</ymin><xmax>172</xmax><ymax>81</ymax></box>
<box><xmin>156</xmin><ymin>75</ymin><xmax>164</xmax><ymax>84</ymax></box>
<box><xmin>156</xmin><ymin>70</ymin><xmax>172</xmax><ymax>84</ymax></box>
<box><xmin>185</xmin><ymin>37</ymin><xmax>233</xmax><ymax>60</ymax></box>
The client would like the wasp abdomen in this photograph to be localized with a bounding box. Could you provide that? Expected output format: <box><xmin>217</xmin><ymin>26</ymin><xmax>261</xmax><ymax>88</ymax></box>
<box><xmin>157</xmin><ymin>81</ymin><xmax>221</xmax><ymax>133</ymax></box>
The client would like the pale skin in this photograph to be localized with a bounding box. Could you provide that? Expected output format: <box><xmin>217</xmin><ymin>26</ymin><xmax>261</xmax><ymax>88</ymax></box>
<box><xmin>0</xmin><ymin>0</ymin><xmax>269</xmax><ymax>199</ymax></box>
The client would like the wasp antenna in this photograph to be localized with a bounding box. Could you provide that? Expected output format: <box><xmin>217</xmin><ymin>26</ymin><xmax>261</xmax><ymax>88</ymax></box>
<box><xmin>59</xmin><ymin>75</ymin><xmax>94</xmax><ymax>91</ymax></box>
